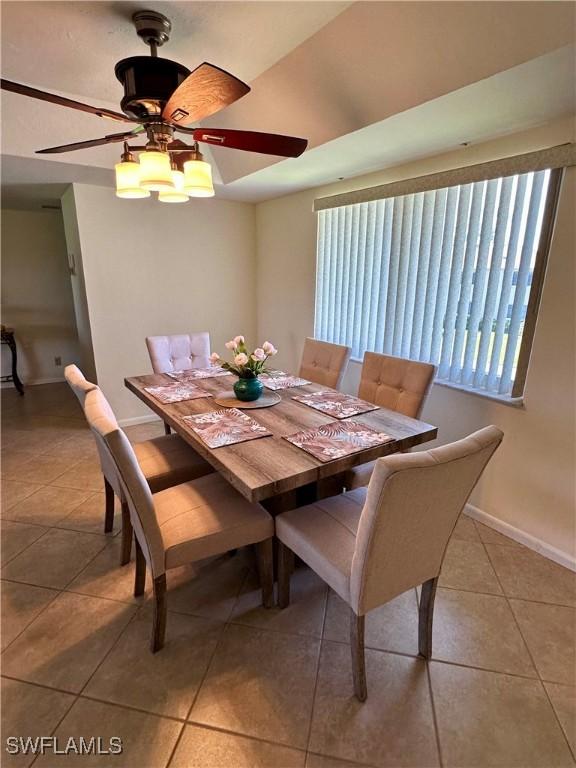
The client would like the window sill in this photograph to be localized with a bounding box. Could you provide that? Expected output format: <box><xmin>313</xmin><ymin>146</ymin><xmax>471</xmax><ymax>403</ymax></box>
<box><xmin>434</xmin><ymin>379</ymin><xmax>525</xmax><ymax>408</ymax></box>
<box><xmin>348</xmin><ymin>356</ymin><xmax>525</xmax><ymax>408</ymax></box>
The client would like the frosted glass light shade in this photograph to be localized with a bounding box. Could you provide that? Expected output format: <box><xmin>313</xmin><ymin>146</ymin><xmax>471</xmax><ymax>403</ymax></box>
<box><xmin>183</xmin><ymin>159</ymin><xmax>214</xmax><ymax>197</ymax></box>
<box><xmin>139</xmin><ymin>150</ymin><xmax>174</xmax><ymax>191</ymax></box>
<box><xmin>158</xmin><ymin>169</ymin><xmax>189</xmax><ymax>203</ymax></box>
<box><xmin>115</xmin><ymin>160</ymin><xmax>150</xmax><ymax>199</ymax></box>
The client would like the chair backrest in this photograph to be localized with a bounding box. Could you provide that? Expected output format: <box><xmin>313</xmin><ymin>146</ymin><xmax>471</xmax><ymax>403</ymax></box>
<box><xmin>146</xmin><ymin>332</ymin><xmax>211</xmax><ymax>374</ymax></box>
<box><xmin>84</xmin><ymin>388</ymin><xmax>164</xmax><ymax>575</ymax></box>
<box><xmin>358</xmin><ymin>352</ymin><xmax>436</xmax><ymax>418</ymax></box>
<box><xmin>64</xmin><ymin>364</ymin><xmax>97</xmax><ymax>408</ymax></box>
<box><xmin>299</xmin><ymin>338</ymin><xmax>351</xmax><ymax>389</ymax></box>
<box><xmin>350</xmin><ymin>426</ymin><xmax>503</xmax><ymax>614</ymax></box>
<box><xmin>64</xmin><ymin>364</ymin><xmax>123</xmax><ymax>498</ymax></box>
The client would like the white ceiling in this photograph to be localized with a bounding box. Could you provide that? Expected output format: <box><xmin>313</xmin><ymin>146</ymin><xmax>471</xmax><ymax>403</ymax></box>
<box><xmin>226</xmin><ymin>46</ymin><xmax>576</xmax><ymax>201</ymax></box>
<box><xmin>0</xmin><ymin>0</ymin><xmax>349</xmax><ymax>205</ymax></box>
<box><xmin>1</xmin><ymin>2</ymin><xmax>574</xmax><ymax>208</ymax></box>
<box><xmin>0</xmin><ymin>1</ymin><xmax>350</xmax><ymax>99</ymax></box>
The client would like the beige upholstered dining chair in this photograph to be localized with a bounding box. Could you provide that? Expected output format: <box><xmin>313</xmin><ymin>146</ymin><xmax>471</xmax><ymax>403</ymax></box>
<box><xmin>299</xmin><ymin>337</ymin><xmax>351</xmax><ymax>389</ymax></box>
<box><xmin>346</xmin><ymin>352</ymin><xmax>436</xmax><ymax>489</ymax></box>
<box><xmin>84</xmin><ymin>387</ymin><xmax>274</xmax><ymax>652</ymax></box>
<box><xmin>65</xmin><ymin>365</ymin><xmax>214</xmax><ymax>565</ymax></box>
<box><xmin>146</xmin><ymin>332</ymin><xmax>211</xmax><ymax>374</ymax></box>
<box><xmin>276</xmin><ymin>426</ymin><xmax>503</xmax><ymax>701</ymax></box>
<box><xmin>146</xmin><ymin>332</ymin><xmax>211</xmax><ymax>434</ymax></box>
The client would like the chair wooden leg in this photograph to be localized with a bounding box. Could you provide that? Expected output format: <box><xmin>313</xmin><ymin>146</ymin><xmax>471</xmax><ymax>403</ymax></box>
<box><xmin>350</xmin><ymin>609</ymin><xmax>367</xmax><ymax>702</ymax></box>
<box><xmin>418</xmin><ymin>576</ymin><xmax>438</xmax><ymax>659</ymax></box>
<box><xmin>120</xmin><ymin>501</ymin><xmax>132</xmax><ymax>566</ymax></box>
<box><xmin>257</xmin><ymin>539</ymin><xmax>274</xmax><ymax>609</ymax></box>
<box><xmin>163</xmin><ymin>422</ymin><xmax>171</xmax><ymax>435</ymax></box>
<box><xmin>151</xmin><ymin>574</ymin><xmax>167</xmax><ymax>653</ymax></box>
<box><xmin>103</xmin><ymin>478</ymin><xmax>115</xmax><ymax>533</ymax></box>
<box><xmin>134</xmin><ymin>538</ymin><xmax>146</xmax><ymax>597</ymax></box>
<box><xmin>277</xmin><ymin>541</ymin><xmax>294</xmax><ymax>609</ymax></box>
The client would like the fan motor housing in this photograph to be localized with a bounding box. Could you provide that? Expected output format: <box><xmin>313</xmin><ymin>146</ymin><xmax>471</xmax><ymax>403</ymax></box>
<box><xmin>115</xmin><ymin>56</ymin><xmax>190</xmax><ymax>120</ymax></box>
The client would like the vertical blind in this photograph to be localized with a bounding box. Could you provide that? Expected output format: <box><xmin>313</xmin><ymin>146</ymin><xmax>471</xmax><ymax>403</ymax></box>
<box><xmin>314</xmin><ymin>169</ymin><xmax>552</xmax><ymax>397</ymax></box>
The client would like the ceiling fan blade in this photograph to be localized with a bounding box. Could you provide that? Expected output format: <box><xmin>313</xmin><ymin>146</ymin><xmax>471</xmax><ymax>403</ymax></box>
<box><xmin>36</xmin><ymin>131</ymin><xmax>139</xmax><ymax>154</ymax></box>
<box><xmin>162</xmin><ymin>63</ymin><xmax>250</xmax><ymax>125</ymax></box>
<box><xmin>1</xmin><ymin>79</ymin><xmax>133</xmax><ymax>123</ymax></box>
<box><xmin>189</xmin><ymin>128</ymin><xmax>307</xmax><ymax>158</ymax></box>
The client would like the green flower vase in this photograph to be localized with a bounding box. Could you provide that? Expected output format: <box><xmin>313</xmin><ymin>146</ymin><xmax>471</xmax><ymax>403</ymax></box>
<box><xmin>233</xmin><ymin>376</ymin><xmax>263</xmax><ymax>402</ymax></box>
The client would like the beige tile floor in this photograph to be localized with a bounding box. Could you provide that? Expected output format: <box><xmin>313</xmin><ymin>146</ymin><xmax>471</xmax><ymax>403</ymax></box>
<box><xmin>1</xmin><ymin>383</ymin><xmax>575</xmax><ymax>768</ymax></box>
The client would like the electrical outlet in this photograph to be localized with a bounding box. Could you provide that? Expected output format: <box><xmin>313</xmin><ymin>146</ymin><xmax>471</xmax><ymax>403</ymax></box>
<box><xmin>54</xmin><ymin>356</ymin><xmax>62</xmax><ymax>367</ymax></box>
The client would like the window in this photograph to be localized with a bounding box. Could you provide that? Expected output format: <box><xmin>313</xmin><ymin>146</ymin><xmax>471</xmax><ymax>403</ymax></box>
<box><xmin>314</xmin><ymin>168</ymin><xmax>561</xmax><ymax>399</ymax></box>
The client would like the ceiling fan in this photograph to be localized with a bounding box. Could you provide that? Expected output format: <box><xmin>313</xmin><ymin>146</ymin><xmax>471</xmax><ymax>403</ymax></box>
<box><xmin>1</xmin><ymin>11</ymin><xmax>308</xmax><ymax>201</ymax></box>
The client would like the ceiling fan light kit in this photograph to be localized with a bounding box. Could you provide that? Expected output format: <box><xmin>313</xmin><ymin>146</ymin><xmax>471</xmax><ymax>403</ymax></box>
<box><xmin>158</xmin><ymin>168</ymin><xmax>189</xmax><ymax>204</ymax></box>
<box><xmin>183</xmin><ymin>147</ymin><xmax>215</xmax><ymax>198</ymax></box>
<box><xmin>2</xmin><ymin>10</ymin><xmax>308</xmax><ymax>204</ymax></box>
<box><xmin>115</xmin><ymin>145</ymin><xmax>150</xmax><ymax>199</ymax></box>
<box><xmin>138</xmin><ymin>147</ymin><xmax>174</xmax><ymax>191</ymax></box>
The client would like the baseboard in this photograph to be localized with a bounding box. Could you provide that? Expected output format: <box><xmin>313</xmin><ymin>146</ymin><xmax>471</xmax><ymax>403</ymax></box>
<box><xmin>29</xmin><ymin>377</ymin><xmax>66</xmax><ymax>385</ymax></box>
<box><xmin>1</xmin><ymin>376</ymin><xmax>65</xmax><ymax>388</ymax></box>
<box><xmin>117</xmin><ymin>414</ymin><xmax>162</xmax><ymax>428</ymax></box>
<box><xmin>464</xmin><ymin>503</ymin><xmax>576</xmax><ymax>572</ymax></box>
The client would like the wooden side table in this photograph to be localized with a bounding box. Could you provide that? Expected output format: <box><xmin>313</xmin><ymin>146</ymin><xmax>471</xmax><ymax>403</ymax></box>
<box><xmin>1</xmin><ymin>326</ymin><xmax>24</xmax><ymax>395</ymax></box>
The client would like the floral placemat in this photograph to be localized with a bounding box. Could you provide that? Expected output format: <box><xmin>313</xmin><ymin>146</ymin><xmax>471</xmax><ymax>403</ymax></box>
<box><xmin>166</xmin><ymin>367</ymin><xmax>232</xmax><ymax>381</ymax></box>
<box><xmin>260</xmin><ymin>372</ymin><xmax>310</xmax><ymax>390</ymax></box>
<box><xmin>292</xmin><ymin>390</ymin><xmax>379</xmax><ymax>419</ymax></box>
<box><xmin>144</xmin><ymin>383</ymin><xmax>213</xmax><ymax>404</ymax></box>
<box><xmin>284</xmin><ymin>421</ymin><xmax>394</xmax><ymax>463</ymax></box>
<box><xmin>182</xmin><ymin>408</ymin><xmax>272</xmax><ymax>448</ymax></box>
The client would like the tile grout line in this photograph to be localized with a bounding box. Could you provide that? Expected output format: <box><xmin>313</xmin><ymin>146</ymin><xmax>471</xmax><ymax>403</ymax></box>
<box><xmin>55</xmin><ymin>530</ymin><xmax>121</xmax><ymax>592</ymax></box>
<box><xmin>3</xmin><ymin>455</ymin><xmax>87</xmax><ymax>488</ymax></box>
<box><xmin>480</xmin><ymin>536</ymin><xmax>576</xmax><ymax>762</ymax></box>
<box><xmin>0</xmin><ymin>579</ymin><xmax>62</xmax><ymax>655</ymax></box>
<box><xmin>178</xmin><ymin>719</ymin><xmax>311</xmax><ymax>761</ymax></box>
<box><xmin>4</xmin><ymin>576</ymin><xmax>567</xmax><ymax>688</ymax></box>
<box><xmin>310</xmin><ymin>634</ymin><xmax>548</xmax><ymax>683</ymax></box>
<box><xmin>2</xmin><ymin>392</ymin><xmax>92</xmax><ymax>765</ymax></box>
<box><xmin>1</xmin><ymin>672</ymin><xmax>187</xmax><ymax>727</ymax></box>
<box><xmin>164</xmin><ymin>620</ymin><xmax>230</xmax><ymax>768</ymax></box>
<box><xmin>69</xmin><ymin>600</ymin><xmax>142</xmax><ymax>709</ymax></box>
<box><xmin>165</xmin><ymin>558</ymin><xmax>261</xmax><ymax>764</ymax></box>
<box><xmin>425</xmin><ymin>660</ymin><xmax>445</xmax><ymax>768</ymax></box>
<box><xmin>436</xmin><ymin>581</ymin><xmax>575</xmax><ymax>609</ymax></box>
<box><xmin>414</xmin><ymin>584</ymin><xmax>445</xmax><ymax>768</ymax></box>
<box><xmin>2</xmin><ymin>513</ymin><xmax>52</xmax><ymax>529</ymax></box>
<box><xmin>304</xmin><ymin>586</ymin><xmax>329</xmax><ymax>758</ymax></box>
<box><xmin>165</xmin><ymin>566</ymin><xmax>322</xmax><ymax>766</ymax></box>
<box><xmin>52</xmin><ymin>487</ymin><xmax>119</xmax><ymax>535</ymax></box>
<box><xmin>25</xmin><ymin>602</ymin><xmax>157</xmax><ymax>768</ymax></box>
<box><xmin>4</xmin><ymin>388</ymin><xmax>574</xmax><ymax>765</ymax></box>
<box><xmin>0</xmin><ymin>526</ymin><xmax>53</xmax><ymax>568</ymax></box>
<box><xmin>1</xmin><ymin>533</ymin><xmax>119</xmax><ymax>654</ymax></box>
<box><xmin>1</xmin><ymin>537</ymin><xmax>119</xmax><ymax>588</ymax></box>
<box><xmin>55</xmin><ymin>583</ymin><xmax>146</xmax><ymax>609</ymax></box>
<box><xmin>3</xmin><ymin>503</ymin><xmax>570</xmax><ymax>651</ymax></box>
<box><xmin>3</xmin><ymin>671</ymin><xmax>346</xmax><ymax>763</ymax></box>
<box><xmin>28</xmin><ymin>682</ymin><xmax>80</xmax><ymax>768</ymax></box>
<box><xmin>164</xmin><ymin>549</ymin><xmax>260</xmax><ymax>768</ymax></box>
<box><xmin>1</xmin><ymin>483</ymin><xmax>47</xmax><ymax>513</ymax></box>
<box><xmin>222</xmin><ymin>558</ymin><xmax>255</xmax><ymax>623</ymax></box>
<box><xmin>2</xmin><ymin>515</ymin><xmax>116</xmax><ymax>540</ymax></box>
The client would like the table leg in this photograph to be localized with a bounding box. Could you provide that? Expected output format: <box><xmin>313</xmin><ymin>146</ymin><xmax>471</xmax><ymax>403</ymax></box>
<box><xmin>6</xmin><ymin>335</ymin><xmax>24</xmax><ymax>395</ymax></box>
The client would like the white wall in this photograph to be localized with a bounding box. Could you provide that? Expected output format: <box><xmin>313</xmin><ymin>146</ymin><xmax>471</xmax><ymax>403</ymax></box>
<box><xmin>255</xmin><ymin>117</ymin><xmax>576</xmax><ymax>563</ymax></box>
<box><xmin>1</xmin><ymin>208</ymin><xmax>80</xmax><ymax>384</ymax></box>
<box><xmin>67</xmin><ymin>184</ymin><xmax>257</xmax><ymax>422</ymax></box>
<box><xmin>61</xmin><ymin>187</ymin><xmax>97</xmax><ymax>381</ymax></box>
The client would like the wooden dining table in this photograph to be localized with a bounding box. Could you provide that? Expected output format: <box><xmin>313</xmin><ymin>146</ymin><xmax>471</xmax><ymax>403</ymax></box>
<box><xmin>125</xmin><ymin>372</ymin><xmax>438</xmax><ymax>510</ymax></box>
